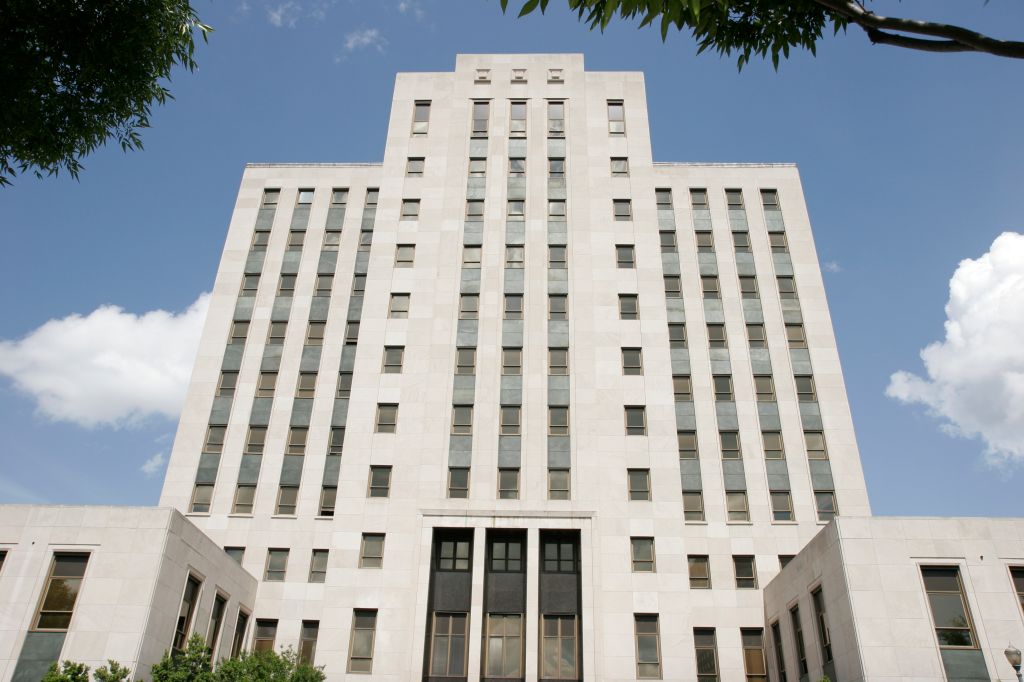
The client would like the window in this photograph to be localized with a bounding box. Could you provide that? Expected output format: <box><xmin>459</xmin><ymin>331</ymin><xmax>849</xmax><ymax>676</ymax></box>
<box><xmin>613</xmin><ymin>199</ymin><xmax>632</xmax><ymax>221</ymax></box>
<box><xmin>286</xmin><ymin>427</ymin><xmax>307</xmax><ymax>455</ymax></box>
<box><xmin>701</xmin><ymin>276</ymin><xmax>720</xmax><ymax>300</ymax></box>
<box><xmin>239</xmin><ymin>274</ymin><xmax>259</xmax><ymax>295</ymax></box>
<box><xmin>777</xmin><ymin>276</ymin><xmax>798</xmax><ymax>300</ymax></box>
<box><xmin>548</xmin><ymin>100</ymin><xmax>565</xmax><ymax>136</ymax></box>
<box><xmin>400</xmin><ymin>199</ymin><xmax>420</xmax><ymax>220</ymax></box>
<box><xmin>742</xmin><ymin>629</ymin><xmax>768</xmax><ymax>682</ymax></box>
<box><xmin>267</xmin><ymin>321</ymin><xmax>287</xmax><ymax>345</ymax></box>
<box><xmin>678</xmin><ymin>431</ymin><xmax>698</xmax><ymax>460</ymax></box>
<box><xmin>262</xmin><ymin>189</ymin><xmax>280</xmax><ymax>207</ymax></box>
<box><xmin>763</xmin><ymin>431</ymin><xmax>784</xmax><ymax>459</ymax></box>
<box><xmin>429</xmin><ymin>613</ymin><xmax>469</xmax><ymax>677</ymax></box>
<box><xmin>747</xmin><ymin>323</ymin><xmax>766</xmax><ymax>349</ymax></box>
<box><xmin>696</xmin><ymin>230</ymin><xmax>714</xmax><ymax>253</ymax></box>
<box><xmin>485</xmin><ymin>614</ymin><xmax>523</xmax><ymax>678</ymax></box>
<box><xmin>376</xmin><ymin>404</ymin><xmax>398</xmax><ymax>433</ymax></box>
<box><xmin>448</xmin><ymin>467</ymin><xmax>469</xmax><ymax>499</ymax></box>
<box><xmin>490</xmin><ymin>538</ymin><xmax>524</xmax><ymax>572</ymax></box>
<box><xmin>224</xmin><ymin>547</ymin><xmax>244</xmax><ymax>564</ymax></box>
<box><xmin>622</xmin><ymin>347</ymin><xmax>643</xmax><ymax>375</ymax></box>
<box><xmin>628</xmin><ymin>469</ymin><xmax>651</xmax><ymax>501</ymax></box>
<box><xmin>264</xmin><ymin>549</ymin><xmax>288</xmax><ymax>581</ymax></box>
<box><xmin>660</xmin><ymin>231</ymin><xmax>677</xmax><ymax>253</ymax></box>
<box><xmin>541</xmin><ymin>615</ymin><xmax>578</xmax><ymax>679</ymax></box>
<box><xmin>190</xmin><ymin>484</ymin><xmax>213</xmax><ymax>513</ymax></box>
<box><xmin>549</xmin><ymin>294</ymin><xmax>567</xmax><ymax>320</ymax></box>
<box><xmin>232</xmin><ymin>484</ymin><xmax>255</xmax><ymax>514</ymax></box>
<box><xmin>674</xmin><ymin>375</ymin><xmax>693</xmax><ymax>401</ymax></box>
<box><xmin>463</xmin><ymin>245</ymin><xmax>482</xmax><ymax>266</ymax></box>
<box><xmin>412</xmin><ymin>100</ymin><xmax>430</xmax><ymax>135</ymax></box>
<box><xmin>611</xmin><ymin>157</ymin><xmax>629</xmax><ymax>176</ymax></box>
<box><xmin>473</xmin><ymin>99</ymin><xmax>489</xmax><ymax>135</ymax></box>
<box><xmin>548</xmin><ymin>469</ymin><xmax>570</xmax><ymax>500</ymax></box>
<box><xmin>779</xmin><ymin>555</ymin><xmax>795</xmax><ymax>569</ymax></box>
<box><xmin>549</xmin><ymin>406</ymin><xmax>569</xmax><ymax>436</ymax></box>
<box><xmin>739</xmin><ymin>276</ymin><xmax>759</xmax><ymax>299</ymax></box>
<box><xmin>607</xmin><ymin>100</ymin><xmax>625</xmax><ymax>135</ymax></box>
<box><xmin>805</xmin><ymin>431</ymin><xmax>828</xmax><ymax>459</ymax></box>
<box><xmin>303</xmin><ymin>319</ymin><xmax>323</xmax><ymax>342</ymax></box>
<box><xmin>33</xmin><ymin>553</ymin><xmax>89</xmax><ymax>631</ymax></box>
<box><xmin>707</xmin><ymin>324</ymin><xmax>727</xmax><ymax>349</ymax></box>
<box><xmin>726</xmin><ymin>491</ymin><xmax>750</xmax><ymax>522</ymax></box>
<box><xmin>382</xmin><ymin>346</ymin><xmax>404</xmax><ymax>374</ymax></box>
<box><xmin>504</xmin><ymin>294</ymin><xmax>523</xmax><ymax>320</ymax></box>
<box><xmin>309</xmin><ymin>549</ymin><xmax>328</xmax><ymax>582</ymax></box>
<box><xmin>664</xmin><ymin>275</ymin><xmax>682</xmax><ymax>298</ymax></box>
<box><xmin>504</xmin><ymin>347</ymin><xmax>523</xmax><ymax>375</ymax></box>
<box><xmin>754</xmin><ymin>375</ymin><xmax>776</xmax><ymax>402</ymax></box>
<box><xmin>694</xmin><ymin>628</ymin><xmax>719</xmax><ymax>682</ymax></box>
<box><xmin>508</xmin><ymin>157</ymin><xmax>526</xmax><ymax>177</ymax></box>
<box><xmin>275</xmin><ymin>485</ymin><xmax>298</xmax><ymax>515</ymax></box>
<box><xmin>656</xmin><ymin>189</ymin><xmax>673</xmax><ymax>209</ymax></box>
<box><xmin>726</xmin><ymin>188</ymin><xmax>744</xmax><ymax>209</ymax></box>
<box><xmin>689</xmin><ymin>188</ymin><xmax>708</xmax><ymax>209</ymax></box>
<box><xmin>500</xmin><ymin>406</ymin><xmax>521</xmax><ymax>436</ymax></box>
<box><xmin>359</xmin><ymin>534</ymin><xmax>385</xmax><ymax>568</ymax></box>
<box><xmin>815</xmin><ymin>491</ymin><xmax>838</xmax><ymax>521</ymax></box>
<box><xmin>455</xmin><ymin>348</ymin><xmax>475</xmax><ymax>375</ymax></box>
<box><xmin>286</xmin><ymin>231</ymin><xmax>304</xmax><ymax>252</ymax></box>
<box><xmin>720</xmin><ymin>431</ymin><xmax>741</xmax><ymax>459</ymax></box>
<box><xmin>791</xmin><ymin>607</ymin><xmax>809</xmax><ymax>677</ymax></box>
<box><xmin>548</xmin><ymin>245</ymin><xmax>567</xmax><ymax>268</ymax></box>
<box><xmin>352</xmin><ymin>274</ymin><xmax>366</xmax><ymax>293</ymax></box>
<box><xmin>786</xmin><ymin>323</ymin><xmax>807</xmax><ymax>348</ymax></box>
<box><xmin>619</xmin><ymin>294</ymin><xmax>639</xmax><ymax>320</ymax></box>
<box><xmin>505</xmin><ymin>245</ymin><xmax>524</xmax><ymax>268</ymax></box>
<box><xmin>769</xmin><ymin>232</ymin><xmax>789</xmax><ymax>252</ymax></box>
<box><xmin>368</xmin><ymin>465</ymin><xmax>391</xmax><ymax>498</ymax></box>
<box><xmin>733</xmin><ymin>231</ymin><xmax>751</xmax><ymax>252</ymax></box>
<box><xmin>313</xmin><ymin>274</ymin><xmax>333</xmax><ymax>297</ymax></box>
<box><xmin>811</xmin><ymin>588</ymin><xmax>834</xmax><ymax>662</ymax></box>
<box><xmin>1012</xmin><ymin>567</ymin><xmax>1024</xmax><ymax>614</ymax></box>
<box><xmin>548</xmin><ymin>157</ymin><xmax>565</xmax><ymax>177</ymax></box>
<box><xmin>253</xmin><ymin>619</ymin><xmax>278</xmax><ymax>653</ymax></box>
<box><xmin>459</xmin><ymin>294</ymin><xmax>479</xmax><ymax>320</ymax></box>
<box><xmin>507</xmin><ymin>200</ymin><xmax>525</xmax><ymax>218</ymax></box>
<box><xmin>229</xmin><ymin>321</ymin><xmax>248</xmax><ymax>342</ymax></box>
<box><xmin>244</xmin><ymin>426</ymin><xmax>265</xmax><ymax>454</ymax></box>
<box><xmin>669</xmin><ymin>323</ymin><xmax>687</xmax><ymax>348</ymax></box>
<box><xmin>713</xmin><ymin>375</ymin><xmax>733</xmax><ymax>401</ymax></box>
<box><xmin>771</xmin><ymin>622</ymin><xmax>788</xmax><ymax>682</ymax></box>
<box><xmin>469</xmin><ymin>157</ymin><xmax>486</xmax><ymax>177</ymax></box>
<box><xmin>631</xmin><ymin>538</ymin><xmax>656</xmax><ymax>572</ymax></box>
<box><xmin>278</xmin><ymin>274</ymin><xmax>296</xmax><ymax>295</ymax></box>
<box><xmin>319</xmin><ymin>486</ymin><xmax>336</xmax><ymax>517</ymax></box>
<box><xmin>625</xmin><ymin>406</ymin><xmax>647</xmax><ymax>435</ymax></box>
<box><xmin>466</xmin><ymin>199</ymin><xmax>484</xmax><ymax>219</ymax></box>
<box><xmin>292</xmin><ymin>372</ymin><xmax>317</xmax><ymax>399</ymax></box>
<box><xmin>203</xmin><ymin>425</ymin><xmax>226</xmax><ymax>453</ymax></box>
<box><xmin>771</xmin><ymin>492</ymin><xmax>794</xmax><ymax>521</ymax></box>
<box><xmin>256</xmin><ymin>371</ymin><xmax>277</xmax><ymax>398</ymax></box>
<box><xmin>498</xmin><ymin>468</ymin><xmax>519</xmax><ymax>499</ymax></box>
<box><xmin>347</xmin><ymin>610</ymin><xmax>377</xmax><ymax>673</ymax></box>
<box><xmin>616</xmin><ymin>244</ymin><xmax>635</xmax><ymax>268</ymax></box>
<box><xmin>542</xmin><ymin>536</ymin><xmax>578</xmax><ymax>573</ymax></box>
<box><xmin>451</xmin><ymin>405</ymin><xmax>473</xmax><ymax>435</ymax></box>
<box><xmin>548</xmin><ymin>347</ymin><xmax>568</xmax><ymax>375</ymax></box>
<box><xmin>357</xmin><ymin>231</ymin><xmax>372</xmax><ymax>251</ymax></box>
<box><xmin>322</xmin><ymin>230</ymin><xmax>341</xmax><ymax>251</ymax></box>
<box><xmin>634</xmin><ymin>615</ymin><xmax>662</xmax><ymax>678</ymax></box>
<box><xmin>509</xmin><ymin>100</ymin><xmax>526</xmax><ymax>136</ymax></box>
<box><xmin>337</xmin><ymin>372</ymin><xmax>353</xmax><ymax>398</ymax></box>
<box><xmin>388</xmin><ymin>293</ymin><xmax>410</xmax><ymax>319</ymax></box>
<box><xmin>207</xmin><ymin>592</ymin><xmax>228</xmax><ymax>656</ymax></box>
<box><xmin>795</xmin><ymin>375</ymin><xmax>816</xmax><ymax>402</ymax></box>
<box><xmin>298</xmin><ymin>621</ymin><xmax>319</xmax><ymax>666</ymax></box>
<box><xmin>326</xmin><ymin>427</ymin><xmax>344</xmax><ymax>457</ymax></box>
<box><xmin>688</xmin><ymin>555</ymin><xmax>711</xmax><ymax>589</ymax></box>
<box><xmin>762</xmin><ymin>188</ymin><xmax>780</xmax><ymax>209</ymax></box>
<box><xmin>734</xmin><ymin>556</ymin><xmax>757</xmax><ymax>588</ymax></box>
<box><xmin>405</xmin><ymin>157</ymin><xmax>425</xmax><ymax>176</ymax></box>
<box><xmin>395</xmin><ymin>244</ymin><xmax>415</xmax><ymax>267</ymax></box>
<box><xmin>230</xmin><ymin>610</ymin><xmax>250</xmax><ymax>659</ymax></box>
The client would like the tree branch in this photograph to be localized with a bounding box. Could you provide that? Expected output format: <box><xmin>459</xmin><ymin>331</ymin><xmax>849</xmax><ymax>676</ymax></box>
<box><xmin>813</xmin><ymin>0</ymin><xmax>1024</xmax><ymax>58</ymax></box>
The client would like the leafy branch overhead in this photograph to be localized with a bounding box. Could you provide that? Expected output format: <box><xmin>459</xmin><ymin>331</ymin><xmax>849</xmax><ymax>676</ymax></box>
<box><xmin>0</xmin><ymin>0</ymin><xmax>211</xmax><ymax>186</ymax></box>
<box><xmin>501</xmin><ymin>0</ymin><xmax>1024</xmax><ymax>68</ymax></box>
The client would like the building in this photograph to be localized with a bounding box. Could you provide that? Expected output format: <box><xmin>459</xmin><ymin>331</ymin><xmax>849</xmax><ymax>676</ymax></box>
<box><xmin>1</xmin><ymin>53</ymin><xmax>1020</xmax><ymax>682</ymax></box>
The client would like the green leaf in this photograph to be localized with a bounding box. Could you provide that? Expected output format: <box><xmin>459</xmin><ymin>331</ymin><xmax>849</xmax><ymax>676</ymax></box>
<box><xmin>518</xmin><ymin>0</ymin><xmax>540</xmax><ymax>18</ymax></box>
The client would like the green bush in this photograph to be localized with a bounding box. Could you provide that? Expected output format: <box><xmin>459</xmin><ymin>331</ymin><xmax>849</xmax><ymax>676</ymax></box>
<box><xmin>41</xmin><ymin>660</ymin><xmax>131</xmax><ymax>682</ymax></box>
<box><xmin>149</xmin><ymin>635</ymin><xmax>214</xmax><ymax>682</ymax></box>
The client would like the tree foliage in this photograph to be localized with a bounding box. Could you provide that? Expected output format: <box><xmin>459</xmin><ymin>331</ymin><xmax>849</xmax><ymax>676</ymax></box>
<box><xmin>0</xmin><ymin>0</ymin><xmax>211</xmax><ymax>185</ymax></box>
<box><xmin>150</xmin><ymin>635</ymin><xmax>215</xmax><ymax>682</ymax></box>
<box><xmin>500</xmin><ymin>0</ymin><xmax>1024</xmax><ymax>68</ymax></box>
<box><xmin>150</xmin><ymin>635</ymin><xmax>325</xmax><ymax>682</ymax></box>
<box><xmin>41</xmin><ymin>660</ymin><xmax>132</xmax><ymax>682</ymax></box>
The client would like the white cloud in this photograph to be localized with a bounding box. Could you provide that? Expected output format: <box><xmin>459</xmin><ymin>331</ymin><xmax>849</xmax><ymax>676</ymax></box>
<box><xmin>141</xmin><ymin>452</ymin><xmax>168</xmax><ymax>477</ymax></box>
<box><xmin>886</xmin><ymin>232</ymin><xmax>1024</xmax><ymax>463</ymax></box>
<box><xmin>344</xmin><ymin>28</ymin><xmax>387</xmax><ymax>52</ymax></box>
<box><xmin>823</xmin><ymin>260</ymin><xmax>842</xmax><ymax>273</ymax></box>
<box><xmin>0</xmin><ymin>293</ymin><xmax>210</xmax><ymax>429</ymax></box>
<box><xmin>267</xmin><ymin>1</ymin><xmax>301</xmax><ymax>27</ymax></box>
<box><xmin>398</xmin><ymin>0</ymin><xmax>425</xmax><ymax>20</ymax></box>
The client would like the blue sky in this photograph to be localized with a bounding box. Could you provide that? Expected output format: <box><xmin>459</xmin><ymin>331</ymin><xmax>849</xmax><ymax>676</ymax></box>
<box><xmin>1</xmin><ymin>1</ymin><xmax>1022</xmax><ymax>515</ymax></box>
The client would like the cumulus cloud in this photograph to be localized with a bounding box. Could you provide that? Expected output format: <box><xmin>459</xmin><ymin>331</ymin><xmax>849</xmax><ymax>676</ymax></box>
<box><xmin>886</xmin><ymin>232</ymin><xmax>1024</xmax><ymax>463</ymax></box>
<box><xmin>0</xmin><ymin>293</ymin><xmax>210</xmax><ymax>429</ymax></box>
<box><xmin>141</xmin><ymin>452</ymin><xmax>168</xmax><ymax>477</ymax></box>
<box><xmin>344</xmin><ymin>28</ymin><xmax>387</xmax><ymax>52</ymax></box>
